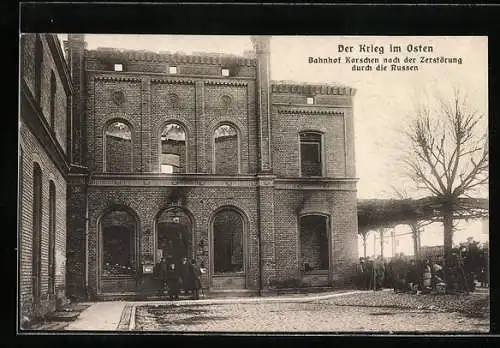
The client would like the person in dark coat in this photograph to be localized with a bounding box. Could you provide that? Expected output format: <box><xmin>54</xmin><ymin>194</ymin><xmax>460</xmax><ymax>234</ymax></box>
<box><xmin>365</xmin><ymin>257</ymin><xmax>374</xmax><ymax>290</ymax></box>
<box><xmin>373</xmin><ymin>256</ymin><xmax>385</xmax><ymax>290</ymax></box>
<box><xmin>166</xmin><ymin>262</ymin><xmax>180</xmax><ymax>300</ymax></box>
<box><xmin>189</xmin><ymin>259</ymin><xmax>202</xmax><ymax>300</ymax></box>
<box><xmin>158</xmin><ymin>257</ymin><xmax>169</xmax><ymax>295</ymax></box>
<box><xmin>180</xmin><ymin>257</ymin><xmax>194</xmax><ymax>296</ymax></box>
<box><xmin>406</xmin><ymin>259</ymin><xmax>419</xmax><ymax>293</ymax></box>
<box><xmin>356</xmin><ymin>258</ymin><xmax>367</xmax><ymax>290</ymax></box>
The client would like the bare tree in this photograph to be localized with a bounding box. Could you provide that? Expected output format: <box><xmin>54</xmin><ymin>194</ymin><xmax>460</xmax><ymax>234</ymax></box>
<box><xmin>403</xmin><ymin>89</ymin><xmax>488</xmax><ymax>265</ymax></box>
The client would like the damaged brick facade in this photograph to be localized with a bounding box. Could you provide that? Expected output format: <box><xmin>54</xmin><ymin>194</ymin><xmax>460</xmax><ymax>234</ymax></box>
<box><xmin>20</xmin><ymin>34</ymin><xmax>359</xmax><ymax>308</ymax></box>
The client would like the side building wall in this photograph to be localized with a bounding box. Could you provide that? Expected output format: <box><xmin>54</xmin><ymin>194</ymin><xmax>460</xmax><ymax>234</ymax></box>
<box><xmin>19</xmin><ymin>125</ymin><xmax>68</xmax><ymax>319</ymax></box>
<box><xmin>19</xmin><ymin>33</ymin><xmax>72</xmax><ymax>322</ymax></box>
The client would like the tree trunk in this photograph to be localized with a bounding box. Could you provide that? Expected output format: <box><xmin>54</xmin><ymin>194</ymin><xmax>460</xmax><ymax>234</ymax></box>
<box><xmin>410</xmin><ymin>223</ymin><xmax>420</xmax><ymax>261</ymax></box>
<box><xmin>442</xmin><ymin>207</ymin><xmax>455</xmax><ymax>284</ymax></box>
<box><xmin>443</xmin><ymin>209</ymin><xmax>454</xmax><ymax>261</ymax></box>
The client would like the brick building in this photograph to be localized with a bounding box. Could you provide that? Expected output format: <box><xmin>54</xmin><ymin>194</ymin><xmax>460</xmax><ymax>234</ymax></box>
<box><xmin>20</xmin><ymin>34</ymin><xmax>359</xmax><ymax>306</ymax></box>
<box><xmin>19</xmin><ymin>33</ymin><xmax>73</xmax><ymax>320</ymax></box>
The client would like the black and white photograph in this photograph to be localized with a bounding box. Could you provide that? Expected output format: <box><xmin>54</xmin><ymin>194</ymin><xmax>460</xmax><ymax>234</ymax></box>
<box><xmin>18</xmin><ymin>32</ymin><xmax>489</xmax><ymax>333</ymax></box>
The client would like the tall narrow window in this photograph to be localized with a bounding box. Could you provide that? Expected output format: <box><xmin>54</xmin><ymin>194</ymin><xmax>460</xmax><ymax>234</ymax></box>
<box><xmin>160</xmin><ymin>123</ymin><xmax>186</xmax><ymax>173</ymax></box>
<box><xmin>32</xmin><ymin>164</ymin><xmax>42</xmax><ymax>302</ymax></box>
<box><xmin>34</xmin><ymin>36</ymin><xmax>43</xmax><ymax>104</ymax></box>
<box><xmin>48</xmin><ymin>181</ymin><xmax>56</xmax><ymax>295</ymax></box>
<box><xmin>105</xmin><ymin>121</ymin><xmax>132</xmax><ymax>172</ymax></box>
<box><xmin>300</xmin><ymin>132</ymin><xmax>322</xmax><ymax>177</ymax></box>
<box><xmin>214</xmin><ymin>124</ymin><xmax>238</xmax><ymax>174</ymax></box>
<box><xmin>50</xmin><ymin>71</ymin><xmax>56</xmax><ymax>129</ymax></box>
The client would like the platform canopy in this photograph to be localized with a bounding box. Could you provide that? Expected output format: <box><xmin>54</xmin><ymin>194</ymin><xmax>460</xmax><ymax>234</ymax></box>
<box><xmin>357</xmin><ymin>197</ymin><xmax>488</xmax><ymax>234</ymax></box>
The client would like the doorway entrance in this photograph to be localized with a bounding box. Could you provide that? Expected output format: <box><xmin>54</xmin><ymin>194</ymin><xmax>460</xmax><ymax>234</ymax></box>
<box><xmin>299</xmin><ymin>214</ymin><xmax>330</xmax><ymax>287</ymax></box>
<box><xmin>156</xmin><ymin>208</ymin><xmax>192</xmax><ymax>266</ymax></box>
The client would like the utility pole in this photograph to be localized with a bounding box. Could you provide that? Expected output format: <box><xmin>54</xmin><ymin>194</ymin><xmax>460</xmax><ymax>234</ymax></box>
<box><xmin>379</xmin><ymin>228</ymin><xmax>384</xmax><ymax>258</ymax></box>
<box><xmin>391</xmin><ymin>229</ymin><xmax>396</xmax><ymax>256</ymax></box>
<box><xmin>362</xmin><ymin>233</ymin><xmax>367</xmax><ymax>258</ymax></box>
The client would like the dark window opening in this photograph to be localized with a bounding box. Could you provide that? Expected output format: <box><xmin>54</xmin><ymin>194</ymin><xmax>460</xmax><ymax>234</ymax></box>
<box><xmin>48</xmin><ymin>181</ymin><xmax>56</xmax><ymax>294</ymax></box>
<box><xmin>214</xmin><ymin>124</ymin><xmax>238</xmax><ymax>175</ymax></box>
<box><xmin>105</xmin><ymin>121</ymin><xmax>132</xmax><ymax>172</ymax></box>
<box><xmin>160</xmin><ymin>124</ymin><xmax>186</xmax><ymax>173</ymax></box>
<box><xmin>156</xmin><ymin>208</ymin><xmax>192</xmax><ymax>265</ymax></box>
<box><xmin>101</xmin><ymin>210</ymin><xmax>137</xmax><ymax>276</ymax></box>
<box><xmin>300</xmin><ymin>132</ymin><xmax>322</xmax><ymax>177</ymax></box>
<box><xmin>32</xmin><ymin>164</ymin><xmax>42</xmax><ymax>301</ymax></box>
<box><xmin>300</xmin><ymin>215</ymin><xmax>329</xmax><ymax>272</ymax></box>
<box><xmin>50</xmin><ymin>71</ymin><xmax>56</xmax><ymax>129</ymax></box>
<box><xmin>214</xmin><ymin>209</ymin><xmax>243</xmax><ymax>273</ymax></box>
<box><xmin>34</xmin><ymin>36</ymin><xmax>43</xmax><ymax>104</ymax></box>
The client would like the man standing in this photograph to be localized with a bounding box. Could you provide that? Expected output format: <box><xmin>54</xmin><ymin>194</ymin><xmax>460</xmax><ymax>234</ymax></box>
<box><xmin>189</xmin><ymin>259</ymin><xmax>202</xmax><ymax>300</ymax></box>
<box><xmin>373</xmin><ymin>256</ymin><xmax>386</xmax><ymax>290</ymax></box>
<box><xmin>180</xmin><ymin>257</ymin><xmax>193</xmax><ymax>297</ymax></box>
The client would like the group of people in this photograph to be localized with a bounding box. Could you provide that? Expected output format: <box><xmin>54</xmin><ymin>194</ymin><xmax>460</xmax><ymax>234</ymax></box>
<box><xmin>355</xmin><ymin>250</ymin><xmax>484</xmax><ymax>295</ymax></box>
<box><xmin>156</xmin><ymin>257</ymin><xmax>203</xmax><ymax>300</ymax></box>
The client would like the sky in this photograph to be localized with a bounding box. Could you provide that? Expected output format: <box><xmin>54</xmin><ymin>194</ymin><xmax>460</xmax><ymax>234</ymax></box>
<box><xmin>57</xmin><ymin>34</ymin><xmax>489</xmax><ymax>252</ymax></box>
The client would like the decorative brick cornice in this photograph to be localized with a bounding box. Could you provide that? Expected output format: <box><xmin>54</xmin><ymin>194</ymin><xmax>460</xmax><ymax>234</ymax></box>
<box><xmin>89</xmin><ymin>174</ymin><xmax>259</xmax><ymax>188</ymax></box>
<box><xmin>274</xmin><ymin>178</ymin><xmax>358</xmax><ymax>191</ymax></box>
<box><xmin>205</xmin><ymin>80</ymin><xmax>248</xmax><ymax>87</ymax></box>
<box><xmin>271</xmin><ymin>81</ymin><xmax>356</xmax><ymax>96</ymax></box>
<box><xmin>276</xmin><ymin>106</ymin><xmax>344</xmax><ymax>115</ymax></box>
<box><xmin>94</xmin><ymin>75</ymin><xmax>142</xmax><ymax>83</ymax></box>
<box><xmin>86</xmin><ymin>49</ymin><xmax>256</xmax><ymax>67</ymax></box>
<box><xmin>150</xmin><ymin>78</ymin><xmax>196</xmax><ymax>85</ymax></box>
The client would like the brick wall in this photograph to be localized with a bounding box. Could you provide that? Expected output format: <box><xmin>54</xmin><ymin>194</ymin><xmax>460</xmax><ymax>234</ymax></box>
<box><xmin>21</xmin><ymin>34</ymin><xmax>68</xmax><ymax>154</ymax></box>
<box><xmin>214</xmin><ymin>135</ymin><xmax>238</xmax><ymax>174</ymax></box>
<box><xmin>66</xmin><ymin>43</ymin><xmax>359</xmax><ymax>297</ymax></box>
<box><xmin>271</xmin><ymin>107</ymin><xmax>348</xmax><ymax>178</ymax></box>
<box><xmin>273</xmin><ymin>189</ymin><xmax>358</xmax><ymax>283</ymax></box>
<box><xmin>20</xmin><ymin>33</ymin><xmax>71</xmax><ymax>322</ymax></box>
<box><xmin>85</xmin><ymin>50</ymin><xmax>257</xmax><ymax>79</ymax></box>
<box><xmin>19</xmin><ymin>123</ymin><xmax>68</xmax><ymax>319</ymax></box>
<box><xmin>84</xmin><ymin>185</ymin><xmax>260</xmax><ymax>296</ymax></box>
<box><xmin>86</xmin><ymin>69</ymin><xmax>257</xmax><ymax>175</ymax></box>
<box><xmin>104</xmin><ymin>134</ymin><xmax>133</xmax><ymax>172</ymax></box>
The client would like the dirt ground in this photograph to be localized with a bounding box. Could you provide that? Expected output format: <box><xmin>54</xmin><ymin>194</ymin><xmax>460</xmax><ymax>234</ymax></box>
<box><xmin>133</xmin><ymin>291</ymin><xmax>489</xmax><ymax>332</ymax></box>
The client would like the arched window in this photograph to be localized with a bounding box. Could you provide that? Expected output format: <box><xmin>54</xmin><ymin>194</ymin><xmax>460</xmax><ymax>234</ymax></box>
<box><xmin>50</xmin><ymin>71</ymin><xmax>56</xmax><ymax>129</ymax></box>
<box><xmin>300</xmin><ymin>132</ymin><xmax>323</xmax><ymax>177</ymax></box>
<box><xmin>48</xmin><ymin>181</ymin><xmax>56</xmax><ymax>295</ymax></box>
<box><xmin>299</xmin><ymin>215</ymin><xmax>329</xmax><ymax>272</ymax></box>
<box><xmin>213</xmin><ymin>209</ymin><xmax>244</xmax><ymax>273</ymax></box>
<box><xmin>32</xmin><ymin>163</ymin><xmax>42</xmax><ymax>302</ymax></box>
<box><xmin>214</xmin><ymin>124</ymin><xmax>238</xmax><ymax>175</ymax></box>
<box><xmin>105</xmin><ymin>121</ymin><xmax>132</xmax><ymax>172</ymax></box>
<box><xmin>160</xmin><ymin>123</ymin><xmax>186</xmax><ymax>173</ymax></box>
<box><xmin>101</xmin><ymin>210</ymin><xmax>137</xmax><ymax>276</ymax></box>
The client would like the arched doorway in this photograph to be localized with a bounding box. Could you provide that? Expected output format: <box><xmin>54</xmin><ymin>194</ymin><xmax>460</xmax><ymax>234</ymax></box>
<box><xmin>211</xmin><ymin>208</ymin><xmax>246</xmax><ymax>289</ymax></box>
<box><xmin>299</xmin><ymin>214</ymin><xmax>330</xmax><ymax>287</ymax></box>
<box><xmin>156</xmin><ymin>208</ymin><xmax>193</xmax><ymax>266</ymax></box>
<box><xmin>99</xmin><ymin>209</ymin><xmax>138</xmax><ymax>293</ymax></box>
